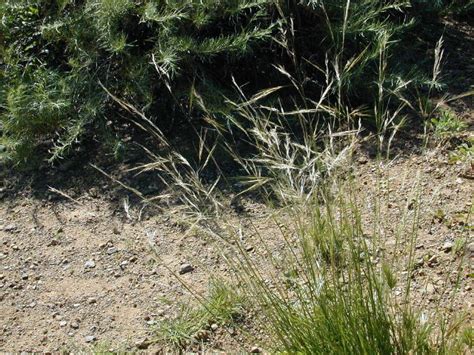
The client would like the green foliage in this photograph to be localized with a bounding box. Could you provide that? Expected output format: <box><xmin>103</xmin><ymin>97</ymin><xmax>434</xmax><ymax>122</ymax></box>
<box><xmin>155</xmin><ymin>279</ymin><xmax>246</xmax><ymax>350</ymax></box>
<box><xmin>156</xmin><ymin>304</ymin><xmax>206</xmax><ymax>349</ymax></box>
<box><xmin>430</xmin><ymin>109</ymin><xmax>468</xmax><ymax>138</ymax></box>
<box><xmin>411</xmin><ymin>0</ymin><xmax>474</xmax><ymax>14</ymax></box>
<box><xmin>0</xmin><ymin>0</ymin><xmax>466</xmax><ymax>166</ymax></box>
<box><xmin>224</xmin><ymin>184</ymin><xmax>470</xmax><ymax>354</ymax></box>
<box><xmin>1</xmin><ymin>0</ymin><xmax>276</xmax><ymax>165</ymax></box>
<box><xmin>449</xmin><ymin>137</ymin><xmax>474</xmax><ymax>163</ymax></box>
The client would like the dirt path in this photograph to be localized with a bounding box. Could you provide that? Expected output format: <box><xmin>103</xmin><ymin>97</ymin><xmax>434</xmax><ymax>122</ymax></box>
<box><xmin>1</xmin><ymin>145</ymin><xmax>473</xmax><ymax>352</ymax></box>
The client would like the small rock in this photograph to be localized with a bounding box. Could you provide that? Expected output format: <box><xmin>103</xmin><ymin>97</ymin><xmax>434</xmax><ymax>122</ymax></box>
<box><xmin>358</xmin><ymin>156</ymin><xmax>368</xmax><ymax>164</ymax></box>
<box><xmin>135</xmin><ymin>338</ymin><xmax>150</xmax><ymax>350</ymax></box>
<box><xmin>120</xmin><ymin>261</ymin><xmax>128</xmax><ymax>270</ymax></box>
<box><xmin>466</xmin><ymin>243</ymin><xmax>474</xmax><ymax>255</ymax></box>
<box><xmin>52</xmin><ymin>312</ymin><xmax>60</xmax><ymax>319</ymax></box>
<box><xmin>21</xmin><ymin>273</ymin><xmax>28</xmax><ymax>280</ymax></box>
<box><xmin>29</xmin><ymin>302</ymin><xmax>36</xmax><ymax>308</ymax></box>
<box><xmin>415</xmin><ymin>258</ymin><xmax>424</xmax><ymax>268</ymax></box>
<box><xmin>106</xmin><ymin>247</ymin><xmax>118</xmax><ymax>255</ymax></box>
<box><xmin>251</xmin><ymin>346</ymin><xmax>261</xmax><ymax>353</ymax></box>
<box><xmin>156</xmin><ymin>309</ymin><xmax>165</xmax><ymax>316</ymax></box>
<box><xmin>48</xmin><ymin>239</ymin><xmax>60</xmax><ymax>247</ymax></box>
<box><xmin>179</xmin><ymin>264</ymin><xmax>194</xmax><ymax>274</ymax></box>
<box><xmin>194</xmin><ymin>330</ymin><xmax>210</xmax><ymax>341</ymax></box>
<box><xmin>59</xmin><ymin>321</ymin><xmax>67</xmax><ymax>327</ymax></box>
<box><xmin>71</xmin><ymin>322</ymin><xmax>79</xmax><ymax>329</ymax></box>
<box><xmin>427</xmin><ymin>255</ymin><xmax>439</xmax><ymax>266</ymax></box>
<box><xmin>425</xmin><ymin>283</ymin><xmax>436</xmax><ymax>294</ymax></box>
<box><xmin>87</xmin><ymin>297</ymin><xmax>97</xmax><ymax>304</ymax></box>
<box><xmin>441</xmin><ymin>241</ymin><xmax>453</xmax><ymax>253</ymax></box>
<box><xmin>210</xmin><ymin>323</ymin><xmax>219</xmax><ymax>331</ymax></box>
<box><xmin>85</xmin><ymin>335</ymin><xmax>96</xmax><ymax>343</ymax></box>
<box><xmin>3</xmin><ymin>224</ymin><xmax>17</xmax><ymax>232</ymax></box>
<box><xmin>84</xmin><ymin>260</ymin><xmax>96</xmax><ymax>269</ymax></box>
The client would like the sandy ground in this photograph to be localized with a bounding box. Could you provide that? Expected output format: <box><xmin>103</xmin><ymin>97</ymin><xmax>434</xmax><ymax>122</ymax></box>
<box><xmin>1</xmin><ymin>140</ymin><xmax>473</xmax><ymax>352</ymax></box>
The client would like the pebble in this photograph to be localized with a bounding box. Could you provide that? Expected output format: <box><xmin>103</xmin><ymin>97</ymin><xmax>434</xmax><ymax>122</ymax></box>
<box><xmin>88</xmin><ymin>297</ymin><xmax>97</xmax><ymax>304</ymax></box>
<box><xmin>179</xmin><ymin>264</ymin><xmax>194</xmax><ymax>274</ymax></box>
<box><xmin>155</xmin><ymin>309</ymin><xmax>165</xmax><ymax>317</ymax></box>
<box><xmin>52</xmin><ymin>312</ymin><xmax>60</xmax><ymax>319</ymax></box>
<box><xmin>428</xmin><ymin>255</ymin><xmax>439</xmax><ymax>266</ymax></box>
<box><xmin>425</xmin><ymin>283</ymin><xmax>436</xmax><ymax>294</ymax></box>
<box><xmin>210</xmin><ymin>323</ymin><xmax>218</xmax><ymax>331</ymax></box>
<box><xmin>107</xmin><ymin>247</ymin><xmax>118</xmax><ymax>255</ymax></box>
<box><xmin>441</xmin><ymin>241</ymin><xmax>453</xmax><ymax>253</ymax></box>
<box><xmin>251</xmin><ymin>346</ymin><xmax>261</xmax><ymax>353</ymax></box>
<box><xmin>466</xmin><ymin>242</ymin><xmax>474</xmax><ymax>255</ymax></box>
<box><xmin>194</xmin><ymin>330</ymin><xmax>209</xmax><ymax>341</ymax></box>
<box><xmin>59</xmin><ymin>321</ymin><xmax>67</xmax><ymax>327</ymax></box>
<box><xmin>135</xmin><ymin>338</ymin><xmax>150</xmax><ymax>350</ymax></box>
<box><xmin>71</xmin><ymin>322</ymin><xmax>79</xmax><ymax>329</ymax></box>
<box><xmin>84</xmin><ymin>260</ymin><xmax>96</xmax><ymax>269</ymax></box>
<box><xmin>85</xmin><ymin>335</ymin><xmax>96</xmax><ymax>343</ymax></box>
<box><xmin>3</xmin><ymin>224</ymin><xmax>17</xmax><ymax>232</ymax></box>
<box><xmin>48</xmin><ymin>239</ymin><xmax>60</xmax><ymax>246</ymax></box>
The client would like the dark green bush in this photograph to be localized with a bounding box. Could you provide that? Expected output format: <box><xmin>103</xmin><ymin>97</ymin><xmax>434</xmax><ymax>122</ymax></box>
<box><xmin>0</xmin><ymin>0</ymin><xmax>463</xmax><ymax>166</ymax></box>
<box><xmin>1</xmin><ymin>0</ymin><xmax>277</xmax><ymax>164</ymax></box>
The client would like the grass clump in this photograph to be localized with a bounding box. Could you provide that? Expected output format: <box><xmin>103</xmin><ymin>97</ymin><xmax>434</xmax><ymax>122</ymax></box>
<box><xmin>430</xmin><ymin>109</ymin><xmax>468</xmax><ymax>139</ymax></box>
<box><xmin>155</xmin><ymin>279</ymin><xmax>246</xmax><ymax>350</ymax></box>
<box><xmin>217</xmin><ymin>182</ymin><xmax>471</xmax><ymax>354</ymax></box>
<box><xmin>449</xmin><ymin>137</ymin><xmax>474</xmax><ymax>164</ymax></box>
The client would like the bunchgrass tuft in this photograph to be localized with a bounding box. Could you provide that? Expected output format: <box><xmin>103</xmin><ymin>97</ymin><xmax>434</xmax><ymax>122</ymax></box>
<box><xmin>155</xmin><ymin>279</ymin><xmax>247</xmax><ymax>350</ymax></box>
<box><xmin>214</xmin><ymin>179</ymin><xmax>471</xmax><ymax>354</ymax></box>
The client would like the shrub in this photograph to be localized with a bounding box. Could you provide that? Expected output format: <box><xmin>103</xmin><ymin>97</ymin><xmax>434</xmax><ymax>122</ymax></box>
<box><xmin>0</xmin><ymin>0</ymin><xmax>464</xmax><ymax>166</ymax></box>
<box><xmin>1</xmin><ymin>0</ymin><xmax>276</xmax><ymax>164</ymax></box>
